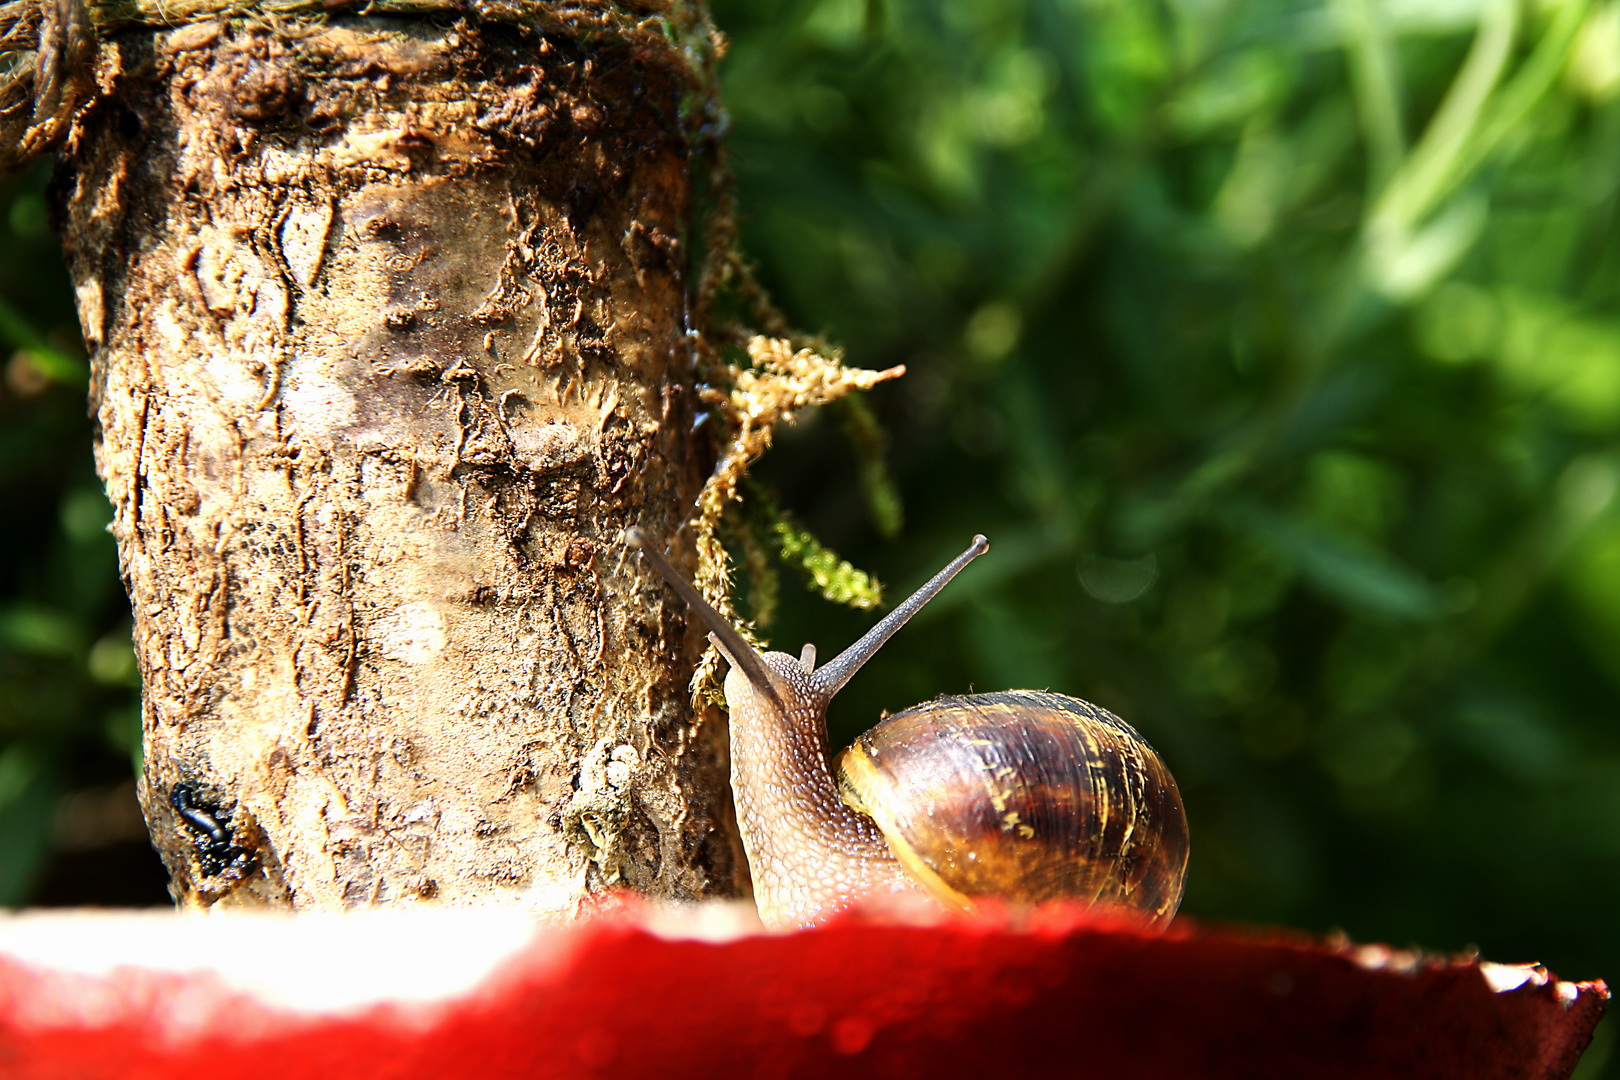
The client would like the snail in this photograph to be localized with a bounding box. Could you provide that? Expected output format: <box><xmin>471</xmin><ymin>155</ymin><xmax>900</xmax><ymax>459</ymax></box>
<box><xmin>625</xmin><ymin>528</ymin><xmax>1189</xmax><ymax>931</ymax></box>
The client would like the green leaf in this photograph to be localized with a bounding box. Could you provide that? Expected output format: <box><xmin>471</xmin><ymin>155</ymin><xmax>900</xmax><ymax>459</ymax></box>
<box><xmin>0</xmin><ymin>747</ymin><xmax>58</xmax><ymax>906</ymax></box>
<box><xmin>837</xmin><ymin>396</ymin><xmax>904</xmax><ymax>539</ymax></box>
<box><xmin>0</xmin><ymin>605</ymin><xmax>84</xmax><ymax>659</ymax></box>
<box><xmin>1234</xmin><ymin>503</ymin><xmax>1442</xmax><ymax>620</ymax></box>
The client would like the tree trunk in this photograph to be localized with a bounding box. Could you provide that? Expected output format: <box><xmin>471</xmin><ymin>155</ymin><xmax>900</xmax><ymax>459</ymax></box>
<box><xmin>52</xmin><ymin>7</ymin><xmax>743</xmax><ymax>911</ymax></box>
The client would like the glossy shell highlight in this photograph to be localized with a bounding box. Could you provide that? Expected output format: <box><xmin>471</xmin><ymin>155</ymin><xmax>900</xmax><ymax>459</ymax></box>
<box><xmin>836</xmin><ymin>690</ymin><xmax>1189</xmax><ymax>925</ymax></box>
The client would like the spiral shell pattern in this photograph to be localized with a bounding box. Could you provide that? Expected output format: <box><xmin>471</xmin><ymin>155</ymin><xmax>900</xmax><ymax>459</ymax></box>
<box><xmin>837</xmin><ymin>690</ymin><xmax>1189</xmax><ymax>925</ymax></box>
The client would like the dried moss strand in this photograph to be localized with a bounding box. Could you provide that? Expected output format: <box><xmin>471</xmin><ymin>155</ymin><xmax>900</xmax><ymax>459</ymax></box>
<box><xmin>685</xmin><ymin>337</ymin><xmax>902</xmax><ymax>704</ymax></box>
<box><xmin>724</xmin><ymin>508</ymin><xmax>779</xmax><ymax>629</ymax></box>
<box><xmin>691</xmin><ymin>146</ymin><xmax>792</xmax><ymax>349</ymax></box>
<box><xmin>688</xmin><ymin>336</ymin><xmax>901</xmax><ymax>590</ymax></box>
<box><xmin>1</xmin><ymin>0</ymin><xmax>89</xmax><ymax>171</ymax></box>
<box><xmin>837</xmin><ymin>395</ymin><xmax>903</xmax><ymax>540</ymax></box>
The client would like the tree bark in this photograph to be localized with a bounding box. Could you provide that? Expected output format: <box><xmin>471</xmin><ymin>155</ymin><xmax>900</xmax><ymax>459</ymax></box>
<box><xmin>53</xmin><ymin>8</ymin><xmax>744</xmax><ymax>911</ymax></box>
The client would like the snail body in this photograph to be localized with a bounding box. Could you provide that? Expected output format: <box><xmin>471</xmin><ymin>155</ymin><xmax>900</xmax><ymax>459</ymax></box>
<box><xmin>626</xmin><ymin>530</ymin><xmax>1188</xmax><ymax>931</ymax></box>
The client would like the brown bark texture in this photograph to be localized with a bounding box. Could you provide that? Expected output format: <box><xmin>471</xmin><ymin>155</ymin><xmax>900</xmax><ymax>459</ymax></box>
<box><xmin>52</xmin><ymin>11</ymin><xmax>745</xmax><ymax>912</ymax></box>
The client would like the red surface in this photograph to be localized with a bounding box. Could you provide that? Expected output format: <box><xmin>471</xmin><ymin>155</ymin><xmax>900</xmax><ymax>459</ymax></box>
<box><xmin>0</xmin><ymin>910</ymin><xmax>1606</xmax><ymax>1080</ymax></box>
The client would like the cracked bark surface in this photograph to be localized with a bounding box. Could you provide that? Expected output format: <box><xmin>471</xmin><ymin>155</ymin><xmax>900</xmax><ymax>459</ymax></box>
<box><xmin>54</xmin><ymin>13</ymin><xmax>742</xmax><ymax>911</ymax></box>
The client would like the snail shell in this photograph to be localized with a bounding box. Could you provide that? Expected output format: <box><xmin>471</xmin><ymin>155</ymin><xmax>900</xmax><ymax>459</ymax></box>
<box><xmin>837</xmin><ymin>690</ymin><xmax>1188</xmax><ymax>924</ymax></box>
<box><xmin>626</xmin><ymin>525</ymin><xmax>1190</xmax><ymax>928</ymax></box>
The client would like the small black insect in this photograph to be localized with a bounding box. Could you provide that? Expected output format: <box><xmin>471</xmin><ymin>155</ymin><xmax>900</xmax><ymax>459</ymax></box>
<box><xmin>169</xmin><ymin>782</ymin><xmax>258</xmax><ymax>879</ymax></box>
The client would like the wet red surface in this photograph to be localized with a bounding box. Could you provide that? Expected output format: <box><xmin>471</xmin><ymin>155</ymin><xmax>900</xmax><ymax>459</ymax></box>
<box><xmin>0</xmin><ymin>909</ymin><xmax>1606</xmax><ymax>1079</ymax></box>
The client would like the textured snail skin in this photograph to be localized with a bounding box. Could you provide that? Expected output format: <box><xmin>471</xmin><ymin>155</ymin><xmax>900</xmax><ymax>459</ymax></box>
<box><xmin>722</xmin><ymin>653</ymin><xmax>925</xmax><ymax>930</ymax></box>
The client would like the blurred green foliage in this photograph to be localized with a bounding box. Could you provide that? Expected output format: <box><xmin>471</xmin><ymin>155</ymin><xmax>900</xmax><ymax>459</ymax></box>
<box><xmin>0</xmin><ymin>0</ymin><xmax>1616</xmax><ymax>1068</ymax></box>
<box><xmin>0</xmin><ymin>161</ymin><xmax>141</xmax><ymax>907</ymax></box>
<box><xmin>709</xmin><ymin>0</ymin><xmax>1618</xmax><ymax>1070</ymax></box>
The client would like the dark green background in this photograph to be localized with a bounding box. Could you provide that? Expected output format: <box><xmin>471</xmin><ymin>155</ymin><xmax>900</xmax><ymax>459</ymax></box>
<box><xmin>2</xmin><ymin>0</ymin><xmax>1616</xmax><ymax>1071</ymax></box>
